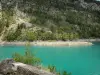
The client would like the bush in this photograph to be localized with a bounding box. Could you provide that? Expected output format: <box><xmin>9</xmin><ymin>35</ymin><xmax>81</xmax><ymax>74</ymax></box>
<box><xmin>4</xmin><ymin>26</ymin><xmax>22</xmax><ymax>41</ymax></box>
<box><xmin>48</xmin><ymin>65</ymin><xmax>56</xmax><ymax>73</ymax></box>
<box><xmin>62</xmin><ymin>71</ymin><xmax>72</xmax><ymax>75</ymax></box>
<box><xmin>12</xmin><ymin>42</ymin><xmax>41</xmax><ymax>65</ymax></box>
<box><xmin>48</xmin><ymin>65</ymin><xmax>71</xmax><ymax>75</ymax></box>
<box><xmin>26</xmin><ymin>31</ymin><xmax>37</xmax><ymax>41</ymax></box>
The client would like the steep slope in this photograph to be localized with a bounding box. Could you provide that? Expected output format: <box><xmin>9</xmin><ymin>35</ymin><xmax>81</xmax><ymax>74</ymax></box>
<box><xmin>0</xmin><ymin>0</ymin><xmax>100</xmax><ymax>41</ymax></box>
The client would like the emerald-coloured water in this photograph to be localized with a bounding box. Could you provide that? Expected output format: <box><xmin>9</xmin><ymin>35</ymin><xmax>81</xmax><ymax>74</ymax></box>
<box><xmin>0</xmin><ymin>42</ymin><xmax>100</xmax><ymax>75</ymax></box>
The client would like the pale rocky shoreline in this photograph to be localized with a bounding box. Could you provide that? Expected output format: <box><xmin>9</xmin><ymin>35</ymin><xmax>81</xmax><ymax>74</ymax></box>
<box><xmin>0</xmin><ymin>41</ymin><xmax>93</xmax><ymax>46</ymax></box>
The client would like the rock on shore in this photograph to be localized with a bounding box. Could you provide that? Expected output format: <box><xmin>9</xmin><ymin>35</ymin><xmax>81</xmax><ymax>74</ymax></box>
<box><xmin>0</xmin><ymin>59</ymin><xmax>55</xmax><ymax>75</ymax></box>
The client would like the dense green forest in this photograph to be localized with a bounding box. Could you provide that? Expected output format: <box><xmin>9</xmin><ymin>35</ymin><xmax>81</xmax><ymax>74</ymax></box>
<box><xmin>0</xmin><ymin>0</ymin><xmax>100</xmax><ymax>41</ymax></box>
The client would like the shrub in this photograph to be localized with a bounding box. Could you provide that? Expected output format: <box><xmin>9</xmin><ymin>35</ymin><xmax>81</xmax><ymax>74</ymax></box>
<box><xmin>26</xmin><ymin>31</ymin><xmax>37</xmax><ymax>41</ymax></box>
<box><xmin>4</xmin><ymin>26</ymin><xmax>22</xmax><ymax>41</ymax></box>
<box><xmin>12</xmin><ymin>43</ymin><xmax>41</xmax><ymax>65</ymax></box>
<box><xmin>48</xmin><ymin>65</ymin><xmax>56</xmax><ymax>73</ymax></box>
<box><xmin>48</xmin><ymin>65</ymin><xmax>71</xmax><ymax>75</ymax></box>
<box><xmin>62</xmin><ymin>71</ymin><xmax>72</xmax><ymax>75</ymax></box>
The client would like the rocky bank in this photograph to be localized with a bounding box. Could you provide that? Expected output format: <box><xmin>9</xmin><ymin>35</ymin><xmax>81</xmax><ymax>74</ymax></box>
<box><xmin>0</xmin><ymin>59</ymin><xmax>56</xmax><ymax>75</ymax></box>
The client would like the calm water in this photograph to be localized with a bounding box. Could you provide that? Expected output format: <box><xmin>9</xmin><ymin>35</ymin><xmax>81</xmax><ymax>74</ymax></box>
<box><xmin>0</xmin><ymin>42</ymin><xmax>100</xmax><ymax>75</ymax></box>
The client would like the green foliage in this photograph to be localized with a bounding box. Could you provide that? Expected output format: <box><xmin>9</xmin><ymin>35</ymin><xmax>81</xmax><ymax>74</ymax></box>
<box><xmin>14</xmin><ymin>27</ymin><xmax>80</xmax><ymax>41</ymax></box>
<box><xmin>62</xmin><ymin>71</ymin><xmax>72</xmax><ymax>75</ymax></box>
<box><xmin>4</xmin><ymin>32</ymin><xmax>17</xmax><ymax>41</ymax></box>
<box><xmin>4</xmin><ymin>25</ymin><xmax>22</xmax><ymax>41</ymax></box>
<box><xmin>39</xmin><ymin>32</ymin><xmax>54</xmax><ymax>40</ymax></box>
<box><xmin>1</xmin><ymin>0</ymin><xmax>100</xmax><ymax>40</ymax></box>
<box><xmin>48</xmin><ymin>65</ymin><xmax>56</xmax><ymax>73</ymax></box>
<box><xmin>0</xmin><ymin>11</ymin><xmax>14</xmax><ymax>34</ymax></box>
<box><xmin>2</xmin><ymin>10</ymin><xmax>15</xmax><ymax>25</ymax></box>
<box><xmin>48</xmin><ymin>65</ymin><xmax>71</xmax><ymax>75</ymax></box>
<box><xmin>17</xmin><ymin>30</ymin><xmax>37</xmax><ymax>41</ymax></box>
<box><xmin>0</xmin><ymin>10</ymin><xmax>15</xmax><ymax>35</ymax></box>
<box><xmin>12</xmin><ymin>43</ymin><xmax>41</xmax><ymax>65</ymax></box>
<box><xmin>55</xmin><ymin>32</ymin><xmax>79</xmax><ymax>41</ymax></box>
<box><xmin>0</xmin><ymin>19</ymin><xmax>5</xmax><ymax>34</ymax></box>
<box><xmin>28</xmin><ymin>5</ymin><xmax>100</xmax><ymax>39</ymax></box>
<box><xmin>25</xmin><ymin>31</ymin><xmax>37</xmax><ymax>41</ymax></box>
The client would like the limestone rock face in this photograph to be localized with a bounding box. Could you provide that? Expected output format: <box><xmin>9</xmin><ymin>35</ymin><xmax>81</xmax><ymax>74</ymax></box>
<box><xmin>20</xmin><ymin>22</ymin><xmax>33</xmax><ymax>28</ymax></box>
<box><xmin>0</xmin><ymin>59</ymin><xmax>15</xmax><ymax>74</ymax></box>
<box><xmin>0</xmin><ymin>59</ymin><xmax>56</xmax><ymax>75</ymax></box>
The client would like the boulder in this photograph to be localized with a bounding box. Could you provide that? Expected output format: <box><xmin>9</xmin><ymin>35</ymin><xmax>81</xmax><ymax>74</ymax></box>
<box><xmin>20</xmin><ymin>22</ymin><xmax>33</xmax><ymax>28</ymax></box>
<box><xmin>0</xmin><ymin>59</ymin><xmax>15</xmax><ymax>74</ymax></box>
<box><xmin>0</xmin><ymin>59</ymin><xmax>56</xmax><ymax>75</ymax></box>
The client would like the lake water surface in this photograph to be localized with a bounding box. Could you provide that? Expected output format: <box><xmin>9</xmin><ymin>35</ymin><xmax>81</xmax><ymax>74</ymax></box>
<box><xmin>0</xmin><ymin>42</ymin><xmax>100</xmax><ymax>75</ymax></box>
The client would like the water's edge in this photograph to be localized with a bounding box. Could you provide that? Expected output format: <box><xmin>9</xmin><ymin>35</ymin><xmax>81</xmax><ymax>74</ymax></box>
<box><xmin>0</xmin><ymin>41</ymin><xmax>93</xmax><ymax>46</ymax></box>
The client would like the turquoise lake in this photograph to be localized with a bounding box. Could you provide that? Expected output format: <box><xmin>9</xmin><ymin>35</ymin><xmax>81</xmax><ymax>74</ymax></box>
<box><xmin>0</xmin><ymin>42</ymin><xmax>100</xmax><ymax>75</ymax></box>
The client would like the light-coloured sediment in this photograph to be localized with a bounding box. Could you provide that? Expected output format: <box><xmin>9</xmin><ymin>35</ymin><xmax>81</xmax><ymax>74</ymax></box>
<box><xmin>0</xmin><ymin>41</ymin><xmax>93</xmax><ymax>46</ymax></box>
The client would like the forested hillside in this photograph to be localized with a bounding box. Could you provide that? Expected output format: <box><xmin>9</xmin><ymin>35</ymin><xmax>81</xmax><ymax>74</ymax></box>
<box><xmin>0</xmin><ymin>0</ymin><xmax>100</xmax><ymax>41</ymax></box>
